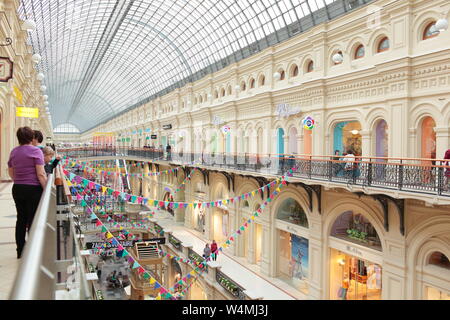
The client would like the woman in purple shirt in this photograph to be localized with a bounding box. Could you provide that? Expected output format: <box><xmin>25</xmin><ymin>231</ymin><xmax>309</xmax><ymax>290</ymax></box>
<box><xmin>8</xmin><ymin>127</ymin><xmax>47</xmax><ymax>258</ymax></box>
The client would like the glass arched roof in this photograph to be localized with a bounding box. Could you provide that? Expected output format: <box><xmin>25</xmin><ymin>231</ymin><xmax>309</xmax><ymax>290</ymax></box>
<box><xmin>53</xmin><ymin>123</ymin><xmax>81</xmax><ymax>133</ymax></box>
<box><xmin>19</xmin><ymin>0</ymin><xmax>372</xmax><ymax>132</ymax></box>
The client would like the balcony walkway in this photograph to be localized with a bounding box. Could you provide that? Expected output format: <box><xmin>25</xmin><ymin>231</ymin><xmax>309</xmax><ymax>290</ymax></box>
<box><xmin>0</xmin><ymin>182</ymin><xmax>20</xmax><ymax>300</ymax></box>
<box><xmin>153</xmin><ymin>210</ymin><xmax>300</xmax><ymax>300</ymax></box>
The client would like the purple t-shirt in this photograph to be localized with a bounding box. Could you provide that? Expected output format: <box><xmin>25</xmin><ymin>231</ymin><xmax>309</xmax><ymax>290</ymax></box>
<box><xmin>8</xmin><ymin>145</ymin><xmax>44</xmax><ymax>186</ymax></box>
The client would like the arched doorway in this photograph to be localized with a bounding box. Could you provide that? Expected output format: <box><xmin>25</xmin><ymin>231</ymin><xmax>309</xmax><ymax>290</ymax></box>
<box><xmin>288</xmin><ymin>127</ymin><xmax>298</xmax><ymax>154</ymax></box>
<box><xmin>424</xmin><ymin>252</ymin><xmax>450</xmax><ymax>300</ymax></box>
<box><xmin>254</xmin><ymin>204</ymin><xmax>263</xmax><ymax>265</ymax></box>
<box><xmin>329</xmin><ymin>210</ymin><xmax>382</xmax><ymax>300</ymax></box>
<box><xmin>170</xmin><ymin>259</ymin><xmax>183</xmax><ymax>293</ymax></box>
<box><xmin>163</xmin><ymin>192</ymin><xmax>174</xmax><ymax>216</ymax></box>
<box><xmin>374</xmin><ymin>119</ymin><xmax>388</xmax><ymax>158</ymax></box>
<box><xmin>276</xmin><ymin>198</ymin><xmax>309</xmax><ymax>294</ymax></box>
<box><xmin>277</xmin><ymin>128</ymin><xmax>285</xmax><ymax>155</ymax></box>
<box><xmin>421</xmin><ymin>116</ymin><xmax>436</xmax><ymax>159</ymax></box>
<box><xmin>333</xmin><ymin>121</ymin><xmax>362</xmax><ymax>155</ymax></box>
<box><xmin>303</xmin><ymin>129</ymin><xmax>312</xmax><ymax>155</ymax></box>
<box><xmin>373</xmin><ymin>119</ymin><xmax>389</xmax><ymax>180</ymax></box>
<box><xmin>212</xmin><ymin>185</ymin><xmax>229</xmax><ymax>244</ymax></box>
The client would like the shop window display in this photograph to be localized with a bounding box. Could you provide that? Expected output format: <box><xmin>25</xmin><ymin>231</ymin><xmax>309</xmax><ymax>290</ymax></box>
<box><xmin>276</xmin><ymin>198</ymin><xmax>308</xmax><ymax>228</ymax></box>
<box><xmin>331</xmin><ymin>249</ymin><xmax>382</xmax><ymax>300</ymax></box>
<box><xmin>278</xmin><ymin>230</ymin><xmax>309</xmax><ymax>294</ymax></box>
<box><xmin>331</xmin><ymin>211</ymin><xmax>381</xmax><ymax>251</ymax></box>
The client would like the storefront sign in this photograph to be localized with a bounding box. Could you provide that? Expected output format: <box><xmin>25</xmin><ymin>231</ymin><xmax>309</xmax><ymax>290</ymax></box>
<box><xmin>275</xmin><ymin>103</ymin><xmax>301</xmax><ymax>118</ymax></box>
<box><xmin>140</xmin><ymin>237</ymin><xmax>166</xmax><ymax>245</ymax></box>
<box><xmin>0</xmin><ymin>57</ymin><xmax>13</xmax><ymax>82</ymax></box>
<box><xmin>329</xmin><ymin>237</ymin><xmax>383</xmax><ymax>265</ymax></box>
<box><xmin>162</xmin><ymin>124</ymin><xmax>172</xmax><ymax>130</ymax></box>
<box><xmin>16</xmin><ymin>107</ymin><xmax>39</xmax><ymax>118</ymax></box>
<box><xmin>275</xmin><ymin>220</ymin><xmax>308</xmax><ymax>239</ymax></box>
<box><xmin>86</xmin><ymin>240</ymin><xmax>134</xmax><ymax>249</ymax></box>
<box><xmin>151</xmin><ymin>134</ymin><xmax>157</xmax><ymax>139</ymax></box>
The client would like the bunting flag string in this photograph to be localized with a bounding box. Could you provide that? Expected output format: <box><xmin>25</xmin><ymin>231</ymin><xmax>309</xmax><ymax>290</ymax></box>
<box><xmin>63</xmin><ymin>168</ymin><xmax>291</xmax><ymax>208</ymax></box>
<box><xmin>172</xmin><ymin>168</ymin><xmax>197</xmax><ymax>196</ymax></box>
<box><xmin>67</xmin><ymin>172</ymin><xmax>288</xmax><ymax>299</ymax></box>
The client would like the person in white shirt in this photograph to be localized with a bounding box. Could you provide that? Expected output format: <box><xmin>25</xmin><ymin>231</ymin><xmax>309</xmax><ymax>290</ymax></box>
<box><xmin>344</xmin><ymin>149</ymin><xmax>356</xmax><ymax>177</ymax></box>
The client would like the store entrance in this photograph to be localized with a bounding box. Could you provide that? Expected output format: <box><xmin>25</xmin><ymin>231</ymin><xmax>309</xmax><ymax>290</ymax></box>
<box><xmin>330</xmin><ymin>249</ymin><xmax>382</xmax><ymax>300</ymax></box>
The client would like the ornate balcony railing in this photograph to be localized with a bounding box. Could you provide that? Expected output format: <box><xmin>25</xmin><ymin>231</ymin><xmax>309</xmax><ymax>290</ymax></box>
<box><xmin>59</xmin><ymin>147</ymin><xmax>450</xmax><ymax>197</ymax></box>
<box><xmin>216</xmin><ymin>270</ymin><xmax>247</xmax><ymax>300</ymax></box>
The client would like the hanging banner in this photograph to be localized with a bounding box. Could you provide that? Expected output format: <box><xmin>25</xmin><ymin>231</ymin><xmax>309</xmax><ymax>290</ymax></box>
<box><xmin>16</xmin><ymin>107</ymin><xmax>39</xmax><ymax>118</ymax></box>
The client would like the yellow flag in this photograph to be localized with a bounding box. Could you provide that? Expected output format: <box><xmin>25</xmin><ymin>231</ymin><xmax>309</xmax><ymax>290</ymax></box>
<box><xmin>149</xmin><ymin>277</ymin><xmax>156</xmax><ymax>284</ymax></box>
<box><xmin>276</xmin><ymin>187</ymin><xmax>281</xmax><ymax>192</ymax></box>
<box><xmin>106</xmin><ymin>232</ymin><xmax>113</xmax><ymax>239</ymax></box>
<box><xmin>189</xmin><ymin>203</ymin><xmax>193</xmax><ymax>208</ymax></box>
<box><xmin>251</xmin><ymin>216</ymin><xmax>255</xmax><ymax>220</ymax></box>
<box><xmin>102</xmin><ymin>186</ymin><xmax>107</xmax><ymax>193</ymax></box>
<box><xmin>251</xmin><ymin>191</ymin><xmax>255</xmax><ymax>196</ymax></box>
<box><xmin>156</xmin><ymin>294</ymin><xmax>161</xmax><ymax>300</ymax></box>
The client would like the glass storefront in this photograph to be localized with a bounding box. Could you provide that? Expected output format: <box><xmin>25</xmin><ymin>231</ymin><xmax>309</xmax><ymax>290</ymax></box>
<box><xmin>426</xmin><ymin>286</ymin><xmax>450</xmax><ymax>300</ymax></box>
<box><xmin>330</xmin><ymin>249</ymin><xmax>382</xmax><ymax>300</ymax></box>
<box><xmin>278</xmin><ymin>230</ymin><xmax>309</xmax><ymax>294</ymax></box>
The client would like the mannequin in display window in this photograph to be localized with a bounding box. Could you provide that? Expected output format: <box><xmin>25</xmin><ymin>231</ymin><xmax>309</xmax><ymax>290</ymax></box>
<box><xmin>341</xmin><ymin>274</ymin><xmax>349</xmax><ymax>300</ymax></box>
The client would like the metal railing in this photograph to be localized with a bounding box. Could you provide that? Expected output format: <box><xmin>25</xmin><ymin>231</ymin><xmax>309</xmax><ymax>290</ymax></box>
<box><xmin>9</xmin><ymin>169</ymin><xmax>92</xmax><ymax>300</ymax></box>
<box><xmin>60</xmin><ymin>147</ymin><xmax>450</xmax><ymax>197</ymax></box>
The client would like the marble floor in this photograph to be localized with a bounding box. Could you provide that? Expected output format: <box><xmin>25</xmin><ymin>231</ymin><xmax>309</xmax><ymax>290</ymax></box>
<box><xmin>0</xmin><ymin>183</ymin><xmax>20</xmax><ymax>300</ymax></box>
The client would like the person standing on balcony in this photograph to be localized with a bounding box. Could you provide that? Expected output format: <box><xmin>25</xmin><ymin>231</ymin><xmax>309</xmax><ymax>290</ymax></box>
<box><xmin>444</xmin><ymin>149</ymin><xmax>450</xmax><ymax>191</ymax></box>
<box><xmin>32</xmin><ymin>130</ymin><xmax>44</xmax><ymax>150</ymax></box>
<box><xmin>211</xmin><ymin>240</ymin><xmax>218</xmax><ymax>261</ymax></box>
<box><xmin>8</xmin><ymin>127</ymin><xmax>48</xmax><ymax>259</ymax></box>
<box><xmin>203</xmin><ymin>243</ymin><xmax>211</xmax><ymax>260</ymax></box>
<box><xmin>166</xmin><ymin>144</ymin><xmax>172</xmax><ymax>161</ymax></box>
<box><xmin>344</xmin><ymin>149</ymin><xmax>356</xmax><ymax>178</ymax></box>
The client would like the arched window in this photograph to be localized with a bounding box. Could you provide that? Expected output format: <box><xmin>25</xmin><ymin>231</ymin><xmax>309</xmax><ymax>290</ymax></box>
<box><xmin>241</xmin><ymin>81</ymin><xmax>246</xmax><ymax>91</ymax></box>
<box><xmin>194</xmin><ymin>97</ymin><xmax>198</xmax><ymax>105</ymax></box>
<box><xmin>199</xmin><ymin>96</ymin><xmax>203</xmax><ymax>103</ymax></box>
<box><xmin>258</xmin><ymin>75</ymin><xmax>265</xmax><ymax>86</ymax></box>
<box><xmin>249</xmin><ymin>78</ymin><xmax>255</xmax><ymax>89</ymax></box>
<box><xmin>423</xmin><ymin>21</ymin><xmax>438</xmax><ymax>40</ymax></box>
<box><xmin>377</xmin><ymin>37</ymin><xmax>389</xmax><ymax>53</ymax></box>
<box><xmin>276</xmin><ymin>198</ymin><xmax>308</xmax><ymax>228</ymax></box>
<box><xmin>354</xmin><ymin>44</ymin><xmax>365</xmax><ymax>59</ymax></box>
<box><xmin>242</xmin><ymin>200</ymin><xmax>249</xmax><ymax>208</ymax></box>
<box><xmin>428</xmin><ymin>252</ymin><xmax>450</xmax><ymax>270</ymax></box>
<box><xmin>221</xmin><ymin>88</ymin><xmax>225</xmax><ymax>97</ymax></box>
<box><xmin>306</xmin><ymin>60</ymin><xmax>314</xmax><ymax>73</ymax></box>
<box><xmin>290</xmin><ymin>64</ymin><xmax>299</xmax><ymax>77</ymax></box>
<box><xmin>214</xmin><ymin>90</ymin><xmax>219</xmax><ymax>99</ymax></box>
<box><xmin>227</xmin><ymin>85</ymin><xmax>232</xmax><ymax>95</ymax></box>
<box><xmin>331</xmin><ymin>211</ymin><xmax>381</xmax><ymax>251</ymax></box>
<box><xmin>280</xmin><ymin>70</ymin><xmax>286</xmax><ymax>80</ymax></box>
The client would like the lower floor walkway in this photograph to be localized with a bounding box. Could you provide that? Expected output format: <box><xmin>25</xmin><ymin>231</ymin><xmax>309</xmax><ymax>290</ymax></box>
<box><xmin>154</xmin><ymin>210</ymin><xmax>301</xmax><ymax>300</ymax></box>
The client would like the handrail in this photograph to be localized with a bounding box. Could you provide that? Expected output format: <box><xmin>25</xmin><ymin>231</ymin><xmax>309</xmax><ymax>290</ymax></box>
<box><xmin>10</xmin><ymin>174</ymin><xmax>56</xmax><ymax>300</ymax></box>
<box><xmin>59</xmin><ymin>146</ymin><xmax>450</xmax><ymax>164</ymax></box>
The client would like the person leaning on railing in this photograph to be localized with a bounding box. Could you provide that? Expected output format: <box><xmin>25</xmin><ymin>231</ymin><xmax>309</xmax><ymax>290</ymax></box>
<box><xmin>7</xmin><ymin>127</ymin><xmax>48</xmax><ymax>259</ymax></box>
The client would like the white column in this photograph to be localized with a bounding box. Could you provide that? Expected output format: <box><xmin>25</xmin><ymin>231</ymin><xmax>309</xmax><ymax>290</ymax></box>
<box><xmin>360</xmin><ymin>130</ymin><xmax>371</xmax><ymax>157</ymax></box>
<box><xmin>435</xmin><ymin>127</ymin><xmax>450</xmax><ymax>160</ymax></box>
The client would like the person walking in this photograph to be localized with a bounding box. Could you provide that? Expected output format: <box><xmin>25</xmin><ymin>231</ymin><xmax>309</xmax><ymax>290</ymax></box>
<box><xmin>203</xmin><ymin>243</ymin><xmax>211</xmax><ymax>260</ymax></box>
<box><xmin>210</xmin><ymin>240</ymin><xmax>218</xmax><ymax>261</ymax></box>
<box><xmin>8</xmin><ymin>127</ymin><xmax>47</xmax><ymax>258</ymax></box>
<box><xmin>343</xmin><ymin>149</ymin><xmax>356</xmax><ymax>178</ymax></box>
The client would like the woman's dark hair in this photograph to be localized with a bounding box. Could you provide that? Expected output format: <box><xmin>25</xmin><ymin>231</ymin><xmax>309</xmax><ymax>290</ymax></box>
<box><xmin>16</xmin><ymin>127</ymin><xmax>35</xmax><ymax>145</ymax></box>
<box><xmin>335</xmin><ymin>150</ymin><xmax>340</xmax><ymax>154</ymax></box>
<box><xmin>347</xmin><ymin>149</ymin><xmax>353</xmax><ymax>154</ymax></box>
<box><xmin>33</xmin><ymin>130</ymin><xmax>44</xmax><ymax>143</ymax></box>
